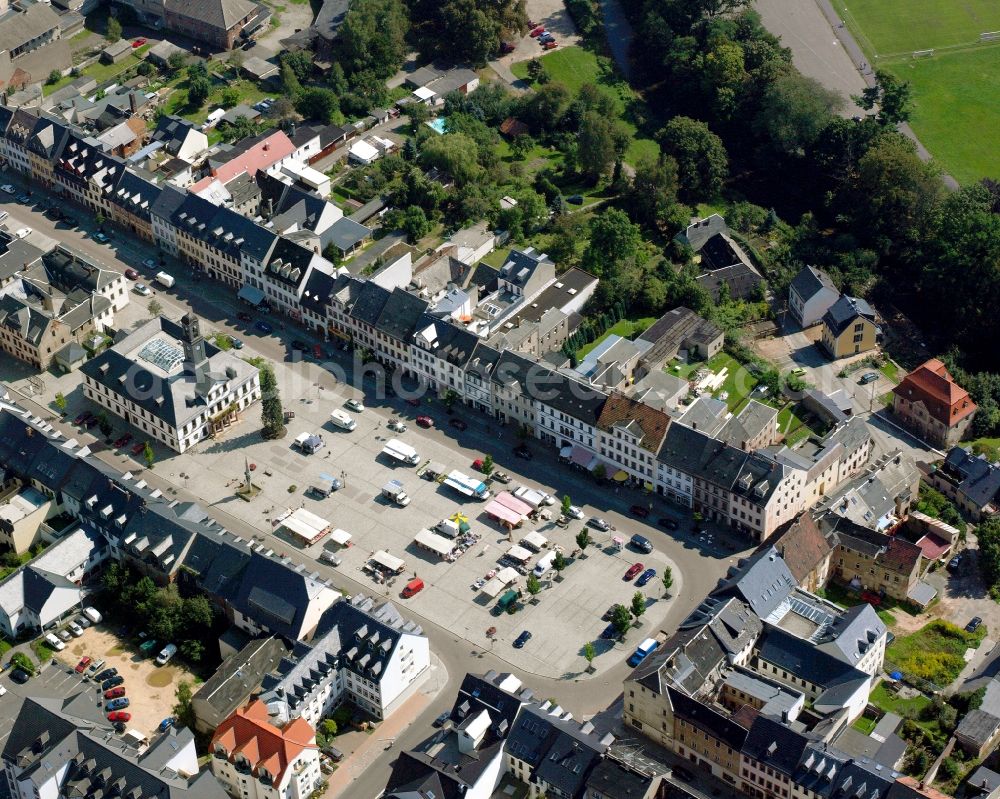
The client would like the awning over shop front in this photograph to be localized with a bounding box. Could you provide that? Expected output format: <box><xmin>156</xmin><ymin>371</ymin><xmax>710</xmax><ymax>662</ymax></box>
<box><xmin>570</xmin><ymin>445</ymin><xmax>597</xmax><ymax>469</ymax></box>
<box><xmin>238</xmin><ymin>284</ymin><xmax>265</xmax><ymax>306</ymax></box>
<box><xmin>613</xmin><ymin>470</ymin><xmax>629</xmax><ymax>482</ymax></box>
<box><xmin>484</xmin><ymin>499</ymin><xmax>523</xmax><ymax>526</ymax></box>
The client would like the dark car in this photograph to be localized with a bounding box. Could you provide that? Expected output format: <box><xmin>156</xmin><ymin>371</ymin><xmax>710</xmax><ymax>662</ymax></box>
<box><xmin>500</xmin><ymin>41</ymin><xmax>515</xmax><ymax>53</ymax></box>
<box><xmin>416</xmin><ymin>415</ymin><xmax>433</xmax><ymax>428</ymax></box>
<box><xmin>629</xmin><ymin>504</ymin><xmax>650</xmax><ymax>518</ymax></box>
<box><xmin>254</xmin><ymin>320</ymin><xmax>273</xmax><ymax>334</ymax></box>
<box><xmin>538</xmin><ymin>33</ymin><xmax>555</xmax><ymax>43</ymax></box>
<box><xmin>636</xmin><ymin>568</ymin><xmax>657</xmax><ymax>587</ymax></box>
<box><xmin>657</xmin><ymin>517</ymin><xmax>678</xmax><ymax>530</ymax></box>
<box><xmin>600</xmin><ymin>622</ymin><xmax>618</xmax><ymax>640</ymax></box>
<box><xmin>514</xmin><ymin>445</ymin><xmax>533</xmax><ymax>460</ymax></box>
<box><xmin>158</xmin><ymin>718</ymin><xmax>175</xmax><ymax>733</ymax></box>
<box><xmin>124</xmin><ymin>268</ymin><xmax>139</xmax><ymax>280</ymax></box>
<box><xmin>859</xmin><ymin>372</ymin><xmax>879</xmax><ymax>385</ymax></box>
<box><xmin>567</xmin><ymin>194</ymin><xmax>584</xmax><ymax>205</ymax></box>
<box><xmin>237</xmin><ymin>311</ymin><xmax>252</xmax><ymax>322</ymax></box>
<box><xmin>947</xmin><ymin>554</ymin><xmax>963</xmax><ymax>573</ymax></box>
<box><xmin>513</xmin><ymin>630</ymin><xmax>532</xmax><ymax>649</ymax></box>
<box><xmin>114</xmin><ymin>434</ymin><xmax>132</xmax><ymax>449</ymax></box>
<box><xmin>433</xmin><ymin>712</ymin><xmax>450</xmax><ymax>728</ymax></box>
<box><xmin>10</xmin><ymin>668</ymin><xmax>29</xmax><ymax>683</ymax></box>
<box><xmin>95</xmin><ymin>668</ymin><xmax>118</xmax><ymax>682</ymax></box>
<box><xmin>630</xmin><ymin>534</ymin><xmax>653</xmax><ymax>553</ymax></box>
<box><xmin>291</xmin><ymin>340</ymin><xmax>308</xmax><ymax>351</ymax></box>
<box><xmin>449</xmin><ymin>418</ymin><xmax>468</xmax><ymax>431</ymax></box>
<box><xmin>102</xmin><ymin>676</ymin><xmax>124</xmax><ymax>690</ymax></box>
<box><xmin>405</xmin><ymin>397</ymin><xmax>421</xmax><ymax>407</ymax></box>
<box><xmin>624</xmin><ymin>563</ymin><xmax>644</xmax><ymax>581</ymax></box>
<box><xmin>602</xmin><ymin>603</ymin><xmax>624</xmax><ymax>621</ymax></box>
<box><xmin>107</xmin><ymin>698</ymin><xmax>130</xmax><ymax>711</ymax></box>
<box><xmin>74</xmin><ymin>412</ymin><xmax>92</xmax><ymax>426</ymax></box>
<box><xmin>672</xmin><ymin>765</ymin><xmax>694</xmax><ymax>783</ymax></box>
<box><xmin>966</xmin><ymin>617</ymin><xmax>984</xmax><ymax>633</ymax></box>
<box><xmin>16</xmin><ymin>194</ymin><xmax>30</xmax><ymax>203</ymax></box>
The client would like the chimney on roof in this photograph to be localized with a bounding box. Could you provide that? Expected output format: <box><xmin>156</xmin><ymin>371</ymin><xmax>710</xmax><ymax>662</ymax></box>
<box><xmin>129</xmin><ymin>93</ymin><xmax>137</xmax><ymax>114</ymax></box>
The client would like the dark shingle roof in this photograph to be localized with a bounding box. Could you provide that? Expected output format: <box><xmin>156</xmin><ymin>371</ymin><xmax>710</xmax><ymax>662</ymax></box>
<box><xmin>349</xmin><ymin>280</ymin><xmax>391</xmax><ymax>326</ymax></box>
<box><xmin>743</xmin><ymin>714</ymin><xmax>812</xmax><ymax>775</ymax></box>
<box><xmin>374</xmin><ymin>289</ymin><xmax>429</xmax><ymax>342</ymax></box>
<box><xmin>823</xmin><ymin>295</ymin><xmax>876</xmax><ymax>336</ymax></box>
<box><xmin>790</xmin><ymin>265</ymin><xmax>836</xmax><ymax>302</ymax></box>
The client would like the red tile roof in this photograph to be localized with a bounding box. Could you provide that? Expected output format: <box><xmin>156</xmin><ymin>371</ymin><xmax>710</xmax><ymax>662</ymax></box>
<box><xmin>893</xmin><ymin>358</ymin><xmax>976</xmax><ymax>427</ymax></box>
<box><xmin>915</xmin><ymin>533</ymin><xmax>951</xmax><ymax>561</ymax></box>
<box><xmin>211</xmin><ymin>699</ymin><xmax>316</xmax><ymax>786</ymax></box>
<box><xmin>882</xmin><ymin>535</ymin><xmax>923</xmax><ymax>573</ymax></box>
<box><xmin>596</xmin><ymin>393</ymin><xmax>671</xmax><ymax>453</ymax></box>
<box><xmin>192</xmin><ymin>130</ymin><xmax>295</xmax><ymax>192</ymax></box>
<box><xmin>770</xmin><ymin>515</ymin><xmax>832</xmax><ymax>584</ymax></box>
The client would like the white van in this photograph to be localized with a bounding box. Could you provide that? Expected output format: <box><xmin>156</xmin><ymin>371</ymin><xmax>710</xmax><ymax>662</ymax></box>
<box><xmin>532</xmin><ymin>550</ymin><xmax>557</xmax><ymax>578</ymax></box>
<box><xmin>155</xmin><ymin>643</ymin><xmax>177</xmax><ymax>666</ymax></box>
<box><xmin>82</xmin><ymin>607</ymin><xmax>102</xmax><ymax>624</ymax></box>
<box><xmin>44</xmin><ymin>632</ymin><xmax>66</xmax><ymax>651</ymax></box>
<box><xmin>154</xmin><ymin>271</ymin><xmax>175</xmax><ymax>288</ymax></box>
<box><xmin>329</xmin><ymin>409</ymin><xmax>356</xmax><ymax>431</ymax></box>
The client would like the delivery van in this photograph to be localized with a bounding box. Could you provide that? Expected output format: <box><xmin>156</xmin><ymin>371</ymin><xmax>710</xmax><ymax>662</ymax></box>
<box><xmin>401</xmin><ymin>578</ymin><xmax>424</xmax><ymax>598</ymax></box>
<box><xmin>154</xmin><ymin>271</ymin><xmax>175</xmax><ymax>288</ymax></box>
<box><xmin>532</xmin><ymin>550</ymin><xmax>557</xmax><ymax>577</ymax></box>
<box><xmin>329</xmin><ymin>409</ymin><xmax>356</xmax><ymax>431</ymax></box>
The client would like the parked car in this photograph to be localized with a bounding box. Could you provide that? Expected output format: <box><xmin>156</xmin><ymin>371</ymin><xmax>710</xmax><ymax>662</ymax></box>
<box><xmin>132</xmin><ymin>38</ymin><xmax>147</xmax><ymax>47</ymax></box>
<box><xmin>131</xmin><ymin>441</ymin><xmax>146</xmax><ymax>456</ymax></box>
<box><xmin>449</xmin><ymin>418</ymin><xmax>468</xmax><ymax>431</ymax></box>
<box><xmin>237</xmin><ymin>311</ymin><xmax>252</xmax><ymax>322</ymax></box>
<box><xmin>602</xmin><ymin>603</ymin><xmax>624</xmax><ymax>621</ymax></box>
<box><xmin>114</xmin><ymin>434</ymin><xmax>132</xmax><ymax>449</ymax></box>
<box><xmin>158</xmin><ymin>717</ymin><xmax>175</xmax><ymax>733</ymax></box>
<box><xmin>74</xmin><ymin>657</ymin><xmax>91</xmax><ymax>674</ymax></box>
<box><xmin>134</xmin><ymin>283</ymin><xmax>152</xmax><ymax>296</ymax></box>
<box><xmin>636</xmin><ymin>568</ymin><xmax>657</xmax><ymax>587</ymax></box>
<box><xmin>0</xmin><ymin>184</ymin><xmax>14</xmax><ymax>194</ymax></box>
<box><xmin>624</xmin><ymin>563</ymin><xmax>644</xmax><ymax>581</ymax></box>
<box><xmin>600</xmin><ymin>622</ymin><xmax>618</xmax><ymax>640</ymax></box>
<box><xmin>10</xmin><ymin>669</ymin><xmax>29</xmax><ymax>683</ymax></box>
<box><xmin>590</xmin><ymin>517</ymin><xmax>611</xmax><ymax>531</ymax></box>
<box><xmin>567</xmin><ymin>194</ymin><xmax>584</xmax><ymax>205</ymax></box>
<box><xmin>345</xmin><ymin>398</ymin><xmax>365</xmax><ymax>412</ymax></box>
<box><xmin>947</xmin><ymin>554</ymin><xmax>963</xmax><ymax>573</ymax></box>
<box><xmin>433</xmin><ymin>712</ymin><xmax>450</xmax><ymax>728</ymax></box>
<box><xmin>75</xmin><ymin>615</ymin><xmax>91</xmax><ymax>629</ymax></box>
<box><xmin>405</xmin><ymin>397</ymin><xmax>421</xmax><ymax>407</ymax></box>
<box><xmin>67</xmin><ymin>622</ymin><xmax>83</xmax><ymax>637</ymax></box>
<box><xmin>500</xmin><ymin>41</ymin><xmax>515</xmax><ymax>53</ymax></box>
<box><xmin>657</xmin><ymin>517</ymin><xmax>679</xmax><ymax>530</ymax></box>
<box><xmin>95</xmin><ymin>668</ymin><xmax>117</xmax><ymax>682</ymax></box>
<box><xmin>104</xmin><ymin>687</ymin><xmax>126</xmax><ymax>699</ymax></box>
<box><xmin>529</xmin><ymin>25</ymin><xmax>545</xmax><ymax>36</ymax></box>
<box><xmin>859</xmin><ymin>372</ymin><xmax>879</xmax><ymax>385</ymax></box>
<box><xmin>74</xmin><ymin>412</ymin><xmax>92</xmax><ymax>426</ymax></box>
<box><xmin>672</xmin><ymin>766</ymin><xmax>694</xmax><ymax>783</ymax></box>
<box><xmin>966</xmin><ymin>616</ymin><xmax>984</xmax><ymax>633</ymax></box>
<box><xmin>564</xmin><ymin>505</ymin><xmax>584</xmax><ymax>520</ymax></box>
<box><xmin>93</xmin><ymin>232</ymin><xmax>109</xmax><ymax>244</ymax></box>
<box><xmin>514</xmin><ymin>445</ymin><xmax>533</xmax><ymax>460</ymax></box>
<box><xmin>230</xmin><ymin>337</ymin><xmax>244</xmax><ymax>349</ymax></box>
<box><xmin>16</xmin><ymin>194</ymin><xmax>30</xmax><ymax>203</ymax></box>
<box><xmin>57</xmin><ymin>629</ymin><xmax>72</xmax><ymax>642</ymax></box>
<box><xmin>492</xmin><ymin>471</ymin><xmax>511</xmax><ymax>484</ymax></box>
<box><xmin>102</xmin><ymin>676</ymin><xmax>124</xmax><ymax>690</ymax></box>
<box><xmin>388</xmin><ymin>418</ymin><xmax>407</xmax><ymax>433</ymax></box>
<box><xmin>290</xmin><ymin>339</ymin><xmax>308</xmax><ymax>351</ymax></box>
<box><xmin>254</xmin><ymin>320</ymin><xmax>273</xmax><ymax>334</ymax></box>
<box><xmin>630</xmin><ymin>534</ymin><xmax>653</xmax><ymax>553</ymax></box>
<box><xmin>313</xmin><ymin>343</ymin><xmax>323</xmax><ymax>359</ymax></box>
<box><xmin>89</xmin><ymin>659</ymin><xmax>105</xmax><ymax>673</ymax></box>
<box><xmin>416</xmin><ymin>415</ymin><xmax>433</xmax><ymax>428</ymax></box>
<box><xmin>124</xmin><ymin>268</ymin><xmax>139</xmax><ymax>280</ymax></box>
<box><xmin>108</xmin><ymin>711</ymin><xmax>131</xmax><ymax>722</ymax></box>
<box><xmin>629</xmin><ymin>504</ymin><xmax>650</xmax><ymax>518</ymax></box>
<box><xmin>512</xmin><ymin>630</ymin><xmax>532</xmax><ymax>649</ymax></box>
<box><xmin>107</xmin><ymin>698</ymin><xmax>130</xmax><ymax>711</ymax></box>
<box><xmin>538</xmin><ymin>33</ymin><xmax>554</xmax><ymax>43</ymax></box>
<box><xmin>142</xmin><ymin>258</ymin><xmax>157</xmax><ymax>269</ymax></box>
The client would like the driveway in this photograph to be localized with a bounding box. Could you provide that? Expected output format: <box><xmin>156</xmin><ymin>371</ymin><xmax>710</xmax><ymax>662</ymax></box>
<box><xmin>488</xmin><ymin>0</ymin><xmax>581</xmax><ymax>85</ymax></box>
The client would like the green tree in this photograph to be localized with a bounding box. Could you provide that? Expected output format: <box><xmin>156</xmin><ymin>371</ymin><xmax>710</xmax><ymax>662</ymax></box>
<box><xmin>54</xmin><ymin>392</ymin><xmax>67</xmax><ymax>413</ymax></box>
<box><xmin>280</xmin><ymin>50</ymin><xmax>314</xmax><ymax>82</ymax></box>
<box><xmin>97</xmin><ymin>412</ymin><xmax>112</xmax><ymax>438</ymax></box>
<box><xmin>179</xmin><ymin>639</ymin><xmax>204</xmax><ymax>663</ymax></box>
<box><xmin>166</xmin><ymin>52</ymin><xmax>188</xmax><ymax>74</ymax></box>
<box><xmin>755</xmin><ymin>72</ymin><xmax>843</xmax><ymax>155</ymax></box>
<box><xmin>103</xmin><ymin>561</ymin><xmax>132</xmax><ymax>594</ymax></box>
<box><xmin>575</xmin><ymin>529</ymin><xmax>590</xmax><ymax>552</ymax></box>
<box><xmin>47</xmin><ymin>70</ymin><xmax>62</xmax><ymax>85</ymax></box>
<box><xmin>260</xmin><ymin>364</ymin><xmax>286</xmax><ymax>439</ymax></box>
<box><xmin>854</xmin><ymin>69</ymin><xmax>913</xmax><ymax>126</ymax></box>
<box><xmin>553</xmin><ymin>550</ymin><xmax>567</xmax><ymax>576</ymax></box>
<box><xmin>626</xmin><ymin>155</ymin><xmax>679</xmax><ymax>230</ymax></box>
<box><xmin>227</xmin><ymin>50</ymin><xmax>245</xmax><ymax>72</ymax></box>
<box><xmin>219</xmin><ymin>87</ymin><xmax>240</xmax><ymax>107</ymax></box>
<box><xmin>10</xmin><ymin>652</ymin><xmax>33</xmax><ymax>675</ymax></box>
<box><xmin>401</xmin><ymin>206</ymin><xmax>431</xmax><ymax>242</ymax></box>
<box><xmin>268</xmin><ymin>97</ymin><xmax>296</xmax><ymax>123</ymax></box>
<box><xmin>280</xmin><ymin>62</ymin><xmax>302</xmax><ymax>97</ymax></box>
<box><xmin>143</xmin><ymin>441</ymin><xmax>155</xmax><ymax>469</ymax></box>
<box><xmin>419</xmin><ymin>133</ymin><xmax>481</xmax><ymax>185</ymax></box>
<box><xmin>406</xmin><ymin>103</ymin><xmax>432</xmax><ymax>126</ymax></box>
<box><xmin>582</xmin><ymin>208</ymin><xmax>642</xmax><ymax>276</ymax></box>
<box><xmin>583</xmin><ymin>641</ymin><xmax>596</xmax><ymax>669</ymax></box>
<box><xmin>181</xmin><ymin>595</ymin><xmax>214</xmax><ymax>632</ymax></box>
<box><xmin>526</xmin><ymin>573</ymin><xmax>541</xmax><ymax>597</ymax></box>
<box><xmin>106</xmin><ymin>17</ymin><xmax>122</xmax><ymax>43</ymax></box>
<box><xmin>561</xmin><ymin>495</ymin><xmax>572</xmax><ymax>516</ymax></box>
<box><xmin>511</xmin><ymin>133</ymin><xmax>535</xmax><ymax>160</ymax></box>
<box><xmin>187</xmin><ymin>76</ymin><xmax>210</xmax><ymax>108</ymax></box>
<box><xmin>577</xmin><ymin>112</ymin><xmax>619</xmax><ymax>182</ymax></box>
<box><xmin>481</xmin><ymin>453</ymin><xmax>494</xmax><ymax>477</ymax></box>
<box><xmin>338</xmin><ymin>0</ymin><xmax>409</xmax><ymax>78</ymax></box>
<box><xmin>611</xmin><ymin>603</ymin><xmax>631</xmax><ymax>637</ymax></box>
<box><xmin>148</xmin><ymin>299</ymin><xmax>163</xmax><ymax>318</ymax></box>
<box><xmin>174</xmin><ymin>681</ymin><xmax>196</xmax><ymax>729</ymax></box>
<box><xmin>631</xmin><ymin>590</ymin><xmax>646</xmax><ymax>619</ymax></box>
<box><xmin>295</xmin><ymin>88</ymin><xmax>340</xmax><ymax>123</ymax></box>
<box><xmin>526</xmin><ymin>58</ymin><xmax>545</xmax><ymax>82</ymax></box>
<box><xmin>320</xmin><ymin>718</ymin><xmax>337</xmax><ymax>738</ymax></box>
<box><xmin>657</xmin><ymin>116</ymin><xmax>729</xmax><ymax>202</ymax></box>
<box><xmin>661</xmin><ymin>565</ymin><xmax>673</xmax><ymax>594</ymax></box>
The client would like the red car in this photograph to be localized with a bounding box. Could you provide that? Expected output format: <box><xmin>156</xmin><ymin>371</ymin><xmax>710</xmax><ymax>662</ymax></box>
<box><xmin>124</xmin><ymin>268</ymin><xmax>139</xmax><ymax>280</ymax></box>
<box><xmin>74</xmin><ymin>412</ymin><xmax>92</xmax><ymax>426</ymax></box>
<box><xmin>313</xmin><ymin>344</ymin><xmax>323</xmax><ymax>359</ymax></box>
<box><xmin>104</xmin><ymin>687</ymin><xmax>126</xmax><ymax>699</ymax></box>
<box><xmin>629</xmin><ymin>505</ymin><xmax>650</xmax><ymax>519</ymax></box>
<box><xmin>416</xmin><ymin>415</ymin><xmax>433</xmax><ymax>428</ymax></box>
<box><xmin>544</xmin><ymin>40</ymin><xmax>558</xmax><ymax>49</ymax></box>
<box><xmin>131</xmin><ymin>441</ymin><xmax>146</xmax><ymax>456</ymax></box>
<box><xmin>500</xmin><ymin>41</ymin><xmax>515</xmax><ymax>54</ymax></box>
<box><xmin>624</xmin><ymin>563</ymin><xmax>644</xmax><ymax>581</ymax></box>
<box><xmin>132</xmin><ymin>38</ymin><xmax>147</xmax><ymax>48</ymax></box>
<box><xmin>530</xmin><ymin>25</ymin><xmax>545</xmax><ymax>37</ymax></box>
<box><xmin>114</xmin><ymin>433</ymin><xmax>132</xmax><ymax>449</ymax></box>
<box><xmin>74</xmin><ymin>656</ymin><xmax>92</xmax><ymax>673</ymax></box>
<box><xmin>472</xmin><ymin>458</ymin><xmax>485</xmax><ymax>472</ymax></box>
<box><xmin>107</xmin><ymin>711</ymin><xmax>131</xmax><ymax>722</ymax></box>
<box><xmin>237</xmin><ymin>311</ymin><xmax>252</xmax><ymax>322</ymax></box>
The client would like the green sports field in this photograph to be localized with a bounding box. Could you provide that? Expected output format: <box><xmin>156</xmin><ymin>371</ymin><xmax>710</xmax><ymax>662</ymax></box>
<box><xmin>837</xmin><ymin>0</ymin><xmax>1000</xmax><ymax>183</ymax></box>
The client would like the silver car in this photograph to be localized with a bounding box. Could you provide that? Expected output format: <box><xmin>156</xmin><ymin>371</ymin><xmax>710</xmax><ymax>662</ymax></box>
<box><xmin>589</xmin><ymin>517</ymin><xmax>611</xmax><ymax>531</ymax></box>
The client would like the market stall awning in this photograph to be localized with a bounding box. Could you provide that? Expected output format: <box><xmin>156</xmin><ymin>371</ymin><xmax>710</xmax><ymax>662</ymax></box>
<box><xmin>414</xmin><ymin>529</ymin><xmax>454</xmax><ymax>558</ymax></box>
<box><xmin>327</xmin><ymin>528</ymin><xmax>352</xmax><ymax>546</ymax></box>
<box><xmin>493</xmin><ymin>491</ymin><xmax>532</xmax><ymax>517</ymax></box>
<box><xmin>238</xmin><ymin>284</ymin><xmax>265</xmax><ymax>306</ymax></box>
<box><xmin>484</xmin><ymin>499</ymin><xmax>522</xmax><ymax>526</ymax></box>
<box><xmin>613</xmin><ymin>470</ymin><xmax>629</xmax><ymax>482</ymax></box>
<box><xmin>371</xmin><ymin>550</ymin><xmax>404</xmax><ymax>572</ymax></box>
<box><xmin>279</xmin><ymin>508</ymin><xmax>330</xmax><ymax>544</ymax></box>
<box><xmin>570</xmin><ymin>445</ymin><xmax>597</xmax><ymax>469</ymax></box>
<box><xmin>506</xmin><ymin>545</ymin><xmax>532</xmax><ymax>562</ymax></box>
<box><xmin>521</xmin><ymin>530</ymin><xmax>547</xmax><ymax>549</ymax></box>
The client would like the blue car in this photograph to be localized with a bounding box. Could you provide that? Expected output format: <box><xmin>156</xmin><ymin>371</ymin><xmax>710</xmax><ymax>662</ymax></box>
<box><xmin>107</xmin><ymin>697</ymin><xmax>130</xmax><ymax>711</ymax></box>
<box><xmin>636</xmin><ymin>568</ymin><xmax>657</xmax><ymax>587</ymax></box>
<box><xmin>230</xmin><ymin>337</ymin><xmax>244</xmax><ymax>349</ymax></box>
<box><xmin>254</xmin><ymin>320</ymin><xmax>273</xmax><ymax>334</ymax></box>
<box><xmin>158</xmin><ymin>717</ymin><xmax>175</xmax><ymax>733</ymax></box>
<box><xmin>512</xmin><ymin>631</ymin><xmax>532</xmax><ymax>649</ymax></box>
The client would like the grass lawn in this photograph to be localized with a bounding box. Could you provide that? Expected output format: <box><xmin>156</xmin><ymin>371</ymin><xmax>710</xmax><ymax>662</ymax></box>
<box><xmin>879</xmin><ymin>358</ymin><xmax>900</xmax><ymax>382</ymax></box>
<box><xmin>852</xmin><ymin>714</ymin><xmax>878</xmax><ymax>735</ymax></box>
<box><xmin>577</xmin><ymin>318</ymin><xmax>656</xmax><ymax>358</ymax></box>
<box><xmin>511</xmin><ymin>46</ymin><xmax>658</xmax><ymax>167</ymax></box>
<box><xmin>869</xmin><ymin>681</ymin><xmax>932</xmax><ymax>718</ymax></box>
<box><xmin>710</xmin><ymin>353</ymin><xmax>759</xmax><ymax>411</ymax></box>
<box><xmin>839</xmin><ymin>0</ymin><xmax>1000</xmax><ymax>56</ymax></box>
<box><xmin>966</xmin><ymin>437</ymin><xmax>1000</xmax><ymax>461</ymax></box>
<box><xmin>887</xmin><ymin>620</ymin><xmax>987</xmax><ymax>685</ymax></box>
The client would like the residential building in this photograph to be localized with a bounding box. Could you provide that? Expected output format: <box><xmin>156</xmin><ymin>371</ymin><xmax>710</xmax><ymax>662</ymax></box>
<box><xmin>788</xmin><ymin>265</ymin><xmax>839</xmax><ymax>328</ymax></box>
<box><xmin>892</xmin><ymin>358</ymin><xmax>977</xmax><ymax>448</ymax></box>
<box><xmin>2</xmin><ymin>693</ymin><xmax>226</xmax><ymax>799</ymax></box>
<box><xmin>824</xmin><ymin>517</ymin><xmax>924</xmax><ymax>603</ymax></box>
<box><xmin>820</xmin><ymin>295</ymin><xmax>878</xmax><ymax>359</ymax></box>
<box><xmin>768</xmin><ymin>514</ymin><xmax>833</xmax><ymax>594</ymax></box>
<box><xmin>80</xmin><ymin>313</ymin><xmax>261</xmax><ymax>453</ymax></box>
<box><xmin>584</xmin><ymin>757</ymin><xmax>664</xmax><ymax>799</ymax></box>
<box><xmin>210</xmin><ymin>700</ymin><xmax>321</xmax><ymax>799</ymax></box>
<box><xmin>192</xmin><ymin>636</ymin><xmax>289</xmax><ymax>733</ymax></box>
<box><xmin>108</xmin><ymin>168</ymin><xmax>162</xmax><ymax>241</ymax></box>
<box><xmin>0</xmin><ymin>486</ymin><xmax>51</xmax><ymax>554</ymax></box>
<box><xmin>815</xmin><ymin>450</ymin><xmax>920</xmax><ymax>533</ymax></box>
<box><xmin>675</xmin><ymin>215</ymin><xmax>764</xmax><ymax>301</ymax></box>
<box><xmin>152</xmin><ymin>114</ymin><xmax>210</xmax><ymax>164</ymax></box>
<box><xmin>926</xmin><ymin>446</ymin><xmax>1000</xmax><ymax>520</ymax></box>
<box><xmin>595</xmin><ymin>394</ymin><xmax>670</xmax><ymax>487</ymax></box>
<box><xmin>405</xmin><ymin>65</ymin><xmax>480</xmax><ymax>106</ymax></box>
<box><xmin>635</xmin><ymin>307</ymin><xmax>724</xmax><ymax>376</ymax></box>
<box><xmin>261</xmin><ymin>593</ymin><xmax>431</xmax><ymax>723</ymax></box>
<box><xmin>163</xmin><ymin>0</ymin><xmax>268</xmax><ymax>51</ymax></box>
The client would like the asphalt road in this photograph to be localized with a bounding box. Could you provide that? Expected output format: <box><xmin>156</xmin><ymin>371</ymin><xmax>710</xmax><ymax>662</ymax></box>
<box><xmin>0</xmin><ymin>173</ymin><xmax>747</xmax><ymax>795</ymax></box>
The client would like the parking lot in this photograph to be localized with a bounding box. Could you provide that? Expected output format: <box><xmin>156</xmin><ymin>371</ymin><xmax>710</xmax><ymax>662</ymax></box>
<box><xmin>54</xmin><ymin>625</ymin><xmax>194</xmax><ymax>737</ymax></box>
